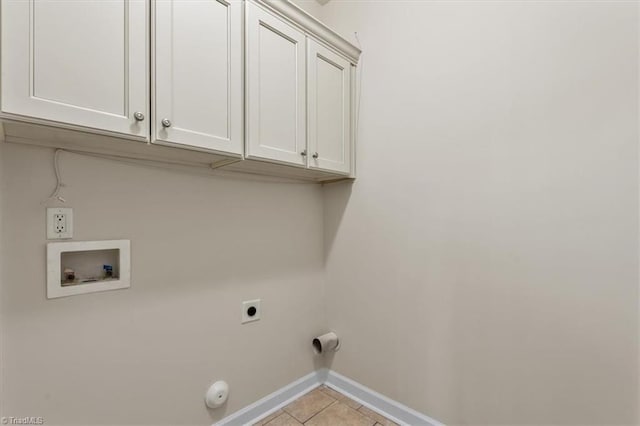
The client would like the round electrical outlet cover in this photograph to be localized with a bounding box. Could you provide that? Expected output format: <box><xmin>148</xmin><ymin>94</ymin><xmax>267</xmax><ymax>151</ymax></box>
<box><xmin>205</xmin><ymin>380</ymin><xmax>229</xmax><ymax>409</ymax></box>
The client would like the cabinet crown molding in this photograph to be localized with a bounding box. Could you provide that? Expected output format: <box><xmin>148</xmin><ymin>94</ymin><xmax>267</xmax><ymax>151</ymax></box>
<box><xmin>252</xmin><ymin>0</ymin><xmax>361</xmax><ymax>64</ymax></box>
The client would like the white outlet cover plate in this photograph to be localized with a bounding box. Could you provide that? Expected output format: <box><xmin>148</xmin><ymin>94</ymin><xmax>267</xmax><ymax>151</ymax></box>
<box><xmin>242</xmin><ymin>299</ymin><xmax>261</xmax><ymax>324</ymax></box>
<box><xmin>47</xmin><ymin>207</ymin><xmax>73</xmax><ymax>239</ymax></box>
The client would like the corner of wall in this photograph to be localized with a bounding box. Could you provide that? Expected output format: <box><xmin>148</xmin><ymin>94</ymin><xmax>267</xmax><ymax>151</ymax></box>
<box><xmin>636</xmin><ymin>3</ymin><xmax>640</xmax><ymax>424</ymax></box>
<box><xmin>0</xmin><ymin>141</ymin><xmax>5</xmax><ymax>419</ymax></box>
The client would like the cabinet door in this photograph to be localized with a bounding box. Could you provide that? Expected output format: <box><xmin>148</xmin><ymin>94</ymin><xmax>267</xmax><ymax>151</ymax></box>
<box><xmin>1</xmin><ymin>0</ymin><xmax>148</xmax><ymax>138</ymax></box>
<box><xmin>307</xmin><ymin>40</ymin><xmax>352</xmax><ymax>175</ymax></box>
<box><xmin>154</xmin><ymin>0</ymin><xmax>242</xmax><ymax>155</ymax></box>
<box><xmin>246</xmin><ymin>1</ymin><xmax>306</xmax><ymax>166</ymax></box>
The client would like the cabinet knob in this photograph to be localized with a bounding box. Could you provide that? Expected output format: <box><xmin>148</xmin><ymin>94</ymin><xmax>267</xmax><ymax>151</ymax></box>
<box><xmin>133</xmin><ymin>111</ymin><xmax>145</xmax><ymax>121</ymax></box>
<box><xmin>312</xmin><ymin>152</ymin><xmax>319</xmax><ymax>159</ymax></box>
<box><xmin>300</xmin><ymin>150</ymin><xmax>307</xmax><ymax>156</ymax></box>
<box><xmin>161</xmin><ymin>118</ymin><xmax>172</xmax><ymax>128</ymax></box>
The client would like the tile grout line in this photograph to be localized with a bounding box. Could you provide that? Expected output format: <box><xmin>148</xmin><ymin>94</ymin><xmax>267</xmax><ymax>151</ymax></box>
<box><xmin>257</xmin><ymin>384</ymin><xmax>398</xmax><ymax>426</ymax></box>
<box><xmin>302</xmin><ymin>399</ymin><xmax>339</xmax><ymax>425</ymax></box>
<box><xmin>281</xmin><ymin>387</ymin><xmax>336</xmax><ymax>425</ymax></box>
<box><xmin>319</xmin><ymin>386</ymin><xmax>363</xmax><ymax>411</ymax></box>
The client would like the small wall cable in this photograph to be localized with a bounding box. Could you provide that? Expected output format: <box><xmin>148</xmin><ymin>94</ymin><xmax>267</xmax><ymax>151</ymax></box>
<box><xmin>41</xmin><ymin>149</ymin><xmax>66</xmax><ymax>205</ymax></box>
<box><xmin>42</xmin><ymin>148</ymin><xmax>317</xmax><ymax>187</ymax></box>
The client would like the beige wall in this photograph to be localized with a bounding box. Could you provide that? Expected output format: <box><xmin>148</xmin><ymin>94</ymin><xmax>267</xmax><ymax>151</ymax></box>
<box><xmin>0</xmin><ymin>133</ymin><xmax>4</xmax><ymax>418</ymax></box>
<box><xmin>322</xmin><ymin>1</ymin><xmax>639</xmax><ymax>424</ymax></box>
<box><xmin>290</xmin><ymin>0</ymin><xmax>323</xmax><ymax>20</ymax></box>
<box><xmin>0</xmin><ymin>2</ymin><xmax>327</xmax><ymax>424</ymax></box>
<box><xmin>2</xmin><ymin>2</ymin><xmax>640</xmax><ymax>426</ymax></box>
<box><xmin>0</xmin><ymin>143</ymin><xmax>326</xmax><ymax>425</ymax></box>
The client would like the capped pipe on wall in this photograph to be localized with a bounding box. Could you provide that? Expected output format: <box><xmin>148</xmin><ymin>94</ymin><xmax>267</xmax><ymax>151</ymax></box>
<box><xmin>312</xmin><ymin>332</ymin><xmax>340</xmax><ymax>355</ymax></box>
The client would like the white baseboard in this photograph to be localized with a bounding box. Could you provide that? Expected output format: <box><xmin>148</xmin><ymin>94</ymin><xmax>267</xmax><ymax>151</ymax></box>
<box><xmin>214</xmin><ymin>370</ymin><xmax>324</xmax><ymax>426</ymax></box>
<box><xmin>214</xmin><ymin>368</ymin><xmax>444</xmax><ymax>426</ymax></box>
<box><xmin>324</xmin><ymin>370</ymin><xmax>444</xmax><ymax>426</ymax></box>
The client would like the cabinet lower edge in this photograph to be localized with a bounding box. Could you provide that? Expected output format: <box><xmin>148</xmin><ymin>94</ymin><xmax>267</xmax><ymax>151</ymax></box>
<box><xmin>0</xmin><ymin>120</ymin><xmax>353</xmax><ymax>183</ymax></box>
<box><xmin>222</xmin><ymin>157</ymin><xmax>353</xmax><ymax>182</ymax></box>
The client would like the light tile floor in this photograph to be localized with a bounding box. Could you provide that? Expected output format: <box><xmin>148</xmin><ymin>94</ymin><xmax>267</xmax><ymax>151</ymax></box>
<box><xmin>253</xmin><ymin>386</ymin><xmax>398</xmax><ymax>426</ymax></box>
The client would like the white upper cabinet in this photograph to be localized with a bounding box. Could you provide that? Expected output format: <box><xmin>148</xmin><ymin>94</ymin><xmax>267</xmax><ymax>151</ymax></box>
<box><xmin>245</xmin><ymin>1</ymin><xmax>307</xmax><ymax>166</ymax></box>
<box><xmin>0</xmin><ymin>0</ymin><xmax>362</xmax><ymax>181</ymax></box>
<box><xmin>307</xmin><ymin>40</ymin><xmax>352</xmax><ymax>175</ymax></box>
<box><xmin>153</xmin><ymin>0</ymin><xmax>243</xmax><ymax>155</ymax></box>
<box><xmin>1</xmin><ymin>0</ymin><xmax>149</xmax><ymax>138</ymax></box>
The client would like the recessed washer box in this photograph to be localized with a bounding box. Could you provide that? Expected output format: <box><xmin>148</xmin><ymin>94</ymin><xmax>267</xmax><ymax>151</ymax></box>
<box><xmin>47</xmin><ymin>240</ymin><xmax>131</xmax><ymax>299</ymax></box>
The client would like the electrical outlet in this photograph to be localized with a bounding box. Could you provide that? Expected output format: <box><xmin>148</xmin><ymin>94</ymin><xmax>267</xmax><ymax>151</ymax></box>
<box><xmin>54</xmin><ymin>214</ymin><xmax>66</xmax><ymax>233</ymax></box>
<box><xmin>47</xmin><ymin>208</ymin><xmax>73</xmax><ymax>239</ymax></box>
<box><xmin>242</xmin><ymin>299</ymin><xmax>261</xmax><ymax>324</ymax></box>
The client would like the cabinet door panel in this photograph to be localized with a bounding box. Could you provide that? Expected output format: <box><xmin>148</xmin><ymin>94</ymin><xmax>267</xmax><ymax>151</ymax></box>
<box><xmin>307</xmin><ymin>40</ymin><xmax>352</xmax><ymax>174</ymax></box>
<box><xmin>246</xmin><ymin>2</ymin><xmax>306</xmax><ymax>166</ymax></box>
<box><xmin>154</xmin><ymin>0</ymin><xmax>242</xmax><ymax>154</ymax></box>
<box><xmin>1</xmin><ymin>0</ymin><xmax>148</xmax><ymax>137</ymax></box>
